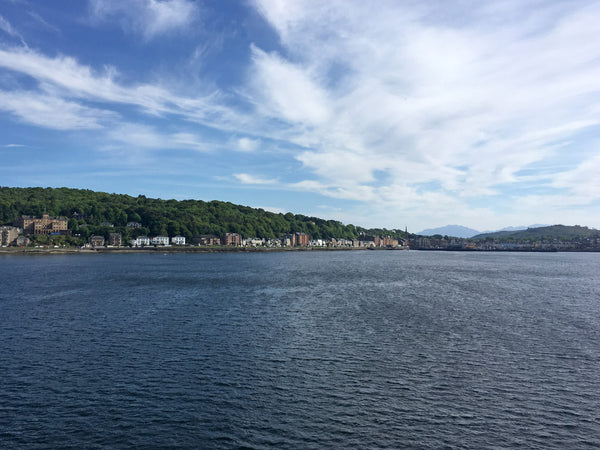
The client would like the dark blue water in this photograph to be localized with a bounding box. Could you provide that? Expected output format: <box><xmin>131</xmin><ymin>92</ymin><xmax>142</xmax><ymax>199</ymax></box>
<box><xmin>1</xmin><ymin>251</ymin><xmax>599</xmax><ymax>448</ymax></box>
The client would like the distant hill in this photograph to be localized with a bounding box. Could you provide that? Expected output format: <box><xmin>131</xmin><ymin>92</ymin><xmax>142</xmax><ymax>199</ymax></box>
<box><xmin>417</xmin><ymin>225</ymin><xmax>480</xmax><ymax>238</ymax></box>
<box><xmin>482</xmin><ymin>224</ymin><xmax>548</xmax><ymax>233</ymax></box>
<box><xmin>418</xmin><ymin>223</ymin><xmax>550</xmax><ymax>238</ymax></box>
<box><xmin>472</xmin><ymin>225</ymin><xmax>600</xmax><ymax>241</ymax></box>
<box><xmin>0</xmin><ymin>186</ymin><xmax>407</xmax><ymax>242</ymax></box>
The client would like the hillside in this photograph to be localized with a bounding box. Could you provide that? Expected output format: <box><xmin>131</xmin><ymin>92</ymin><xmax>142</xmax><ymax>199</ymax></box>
<box><xmin>0</xmin><ymin>186</ymin><xmax>407</xmax><ymax>242</ymax></box>
<box><xmin>472</xmin><ymin>225</ymin><xmax>599</xmax><ymax>241</ymax></box>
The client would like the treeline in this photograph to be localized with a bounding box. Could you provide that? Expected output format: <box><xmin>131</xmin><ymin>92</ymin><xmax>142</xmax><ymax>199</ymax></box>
<box><xmin>0</xmin><ymin>187</ymin><xmax>407</xmax><ymax>242</ymax></box>
<box><xmin>472</xmin><ymin>225</ymin><xmax>599</xmax><ymax>241</ymax></box>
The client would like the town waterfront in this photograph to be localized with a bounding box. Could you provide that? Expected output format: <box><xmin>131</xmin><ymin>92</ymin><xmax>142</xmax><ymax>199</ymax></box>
<box><xmin>1</xmin><ymin>251</ymin><xmax>599</xmax><ymax>448</ymax></box>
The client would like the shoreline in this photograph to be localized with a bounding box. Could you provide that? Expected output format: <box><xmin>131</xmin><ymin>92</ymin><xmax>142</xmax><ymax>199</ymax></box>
<box><xmin>0</xmin><ymin>246</ymin><xmax>378</xmax><ymax>255</ymax></box>
<box><xmin>1</xmin><ymin>246</ymin><xmax>597</xmax><ymax>255</ymax></box>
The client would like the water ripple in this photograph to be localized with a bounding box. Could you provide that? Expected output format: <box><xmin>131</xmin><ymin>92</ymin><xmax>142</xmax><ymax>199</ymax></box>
<box><xmin>1</xmin><ymin>251</ymin><xmax>600</xmax><ymax>448</ymax></box>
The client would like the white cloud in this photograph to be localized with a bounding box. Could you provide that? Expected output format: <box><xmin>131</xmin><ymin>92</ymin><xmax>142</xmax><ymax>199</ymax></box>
<box><xmin>27</xmin><ymin>11</ymin><xmax>61</xmax><ymax>34</ymax></box>
<box><xmin>247</xmin><ymin>46</ymin><xmax>331</xmax><ymax>126</ymax></box>
<box><xmin>0</xmin><ymin>46</ymin><xmax>242</xmax><ymax>130</ymax></box>
<box><xmin>171</xmin><ymin>133</ymin><xmax>213</xmax><ymax>152</ymax></box>
<box><xmin>0</xmin><ymin>13</ymin><xmax>27</xmax><ymax>46</ymax></box>
<box><xmin>0</xmin><ymin>14</ymin><xmax>17</xmax><ymax>37</ymax></box>
<box><xmin>90</xmin><ymin>0</ymin><xmax>198</xmax><ymax>40</ymax></box>
<box><xmin>107</xmin><ymin>123</ymin><xmax>213</xmax><ymax>152</ymax></box>
<box><xmin>0</xmin><ymin>90</ymin><xmax>113</xmax><ymax>129</ymax></box>
<box><xmin>234</xmin><ymin>173</ymin><xmax>278</xmax><ymax>185</ymax></box>
<box><xmin>248</xmin><ymin>0</ymin><xmax>600</xmax><ymax>227</ymax></box>
<box><xmin>235</xmin><ymin>137</ymin><xmax>260</xmax><ymax>152</ymax></box>
<box><xmin>552</xmin><ymin>151</ymin><xmax>600</xmax><ymax>199</ymax></box>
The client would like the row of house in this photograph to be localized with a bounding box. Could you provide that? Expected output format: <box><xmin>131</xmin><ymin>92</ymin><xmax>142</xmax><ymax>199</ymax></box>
<box><xmin>4</xmin><ymin>215</ymin><xmax>406</xmax><ymax>249</ymax></box>
<box><xmin>98</xmin><ymin>231</ymin><xmax>313</xmax><ymax>248</ymax></box>
<box><xmin>85</xmin><ymin>234</ymin><xmax>186</xmax><ymax>248</ymax></box>
<box><xmin>129</xmin><ymin>235</ymin><xmax>186</xmax><ymax>247</ymax></box>
<box><xmin>88</xmin><ymin>233</ymin><xmax>124</xmax><ymax>247</ymax></box>
<box><xmin>208</xmin><ymin>233</ymin><xmax>404</xmax><ymax>249</ymax></box>
<box><xmin>125</xmin><ymin>231</ymin><xmax>403</xmax><ymax>249</ymax></box>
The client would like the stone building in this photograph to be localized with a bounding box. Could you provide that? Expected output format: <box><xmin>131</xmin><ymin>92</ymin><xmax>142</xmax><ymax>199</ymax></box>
<box><xmin>281</xmin><ymin>232</ymin><xmax>310</xmax><ymax>247</ymax></box>
<box><xmin>294</xmin><ymin>232</ymin><xmax>309</xmax><ymax>247</ymax></box>
<box><xmin>108</xmin><ymin>233</ymin><xmax>122</xmax><ymax>246</ymax></box>
<box><xmin>193</xmin><ymin>235</ymin><xmax>220</xmax><ymax>246</ymax></box>
<box><xmin>381</xmin><ymin>236</ymin><xmax>399</xmax><ymax>247</ymax></box>
<box><xmin>14</xmin><ymin>214</ymin><xmax>68</xmax><ymax>235</ymax></box>
<box><xmin>221</xmin><ymin>233</ymin><xmax>241</xmax><ymax>246</ymax></box>
<box><xmin>89</xmin><ymin>235</ymin><xmax>105</xmax><ymax>247</ymax></box>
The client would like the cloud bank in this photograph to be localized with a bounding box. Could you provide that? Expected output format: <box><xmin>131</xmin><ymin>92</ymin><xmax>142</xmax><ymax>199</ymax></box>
<box><xmin>242</xmin><ymin>0</ymin><xmax>600</xmax><ymax>228</ymax></box>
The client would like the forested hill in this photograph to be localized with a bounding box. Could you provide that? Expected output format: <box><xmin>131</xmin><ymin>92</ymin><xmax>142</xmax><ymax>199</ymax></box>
<box><xmin>472</xmin><ymin>225</ymin><xmax>599</xmax><ymax>241</ymax></box>
<box><xmin>0</xmin><ymin>187</ymin><xmax>405</xmax><ymax>241</ymax></box>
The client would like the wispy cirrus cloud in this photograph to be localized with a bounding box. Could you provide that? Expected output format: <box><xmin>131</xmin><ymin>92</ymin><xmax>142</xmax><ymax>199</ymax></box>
<box><xmin>247</xmin><ymin>46</ymin><xmax>331</xmax><ymax>127</ymax></box>
<box><xmin>0</xmin><ymin>47</ymin><xmax>192</xmax><ymax>114</ymax></box>
<box><xmin>89</xmin><ymin>0</ymin><xmax>199</xmax><ymax>40</ymax></box>
<box><xmin>0</xmin><ymin>14</ymin><xmax>18</xmax><ymax>37</ymax></box>
<box><xmin>0</xmin><ymin>90</ymin><xmax>114</xmax><ymax>129</ymax></box>
<box><xmin>0</xmin><ymin>46</ymin><xmax>245</xmax><ymax>132</ymax></box>
<box><xmin>0</xmin><ymin>45</ymin><xmax>242</xmax><ymax>158</ymax></box>
<box><xmin>243</xmin><ymin>0</ymin><xmax>600</xmax><ymax>228</ymax></box>
<box><xmin>26</xmin><ymin>11</ymin><xmax>61</xmax><ymax>34</ymax></box>
<box><xmin>551</xmin><ymin>149</ymin><xmax>600</xmax><ymax>200</ymax></box>
<box><xmin>0</xmin><ymin>13</ymin><xmax>27</xmax><ymax>46</ymax></box>
<box><xmin>106</xmin><ymin>123</ymin><xmax>214</xmax><ymax>152</ymax></box>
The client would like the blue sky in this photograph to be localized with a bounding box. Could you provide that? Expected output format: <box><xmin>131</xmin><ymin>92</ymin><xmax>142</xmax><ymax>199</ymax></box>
<box><xmin>1</xmin><ymin>0</ymin><xmax>600</xmax><ymax>231</ymax></box>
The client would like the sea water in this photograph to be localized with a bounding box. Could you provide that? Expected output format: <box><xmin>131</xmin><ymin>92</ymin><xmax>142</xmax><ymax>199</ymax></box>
<box><xmin>1</xmin><ymin>251</ymin><xmax>599</xmax><ymax>448</ymax></box>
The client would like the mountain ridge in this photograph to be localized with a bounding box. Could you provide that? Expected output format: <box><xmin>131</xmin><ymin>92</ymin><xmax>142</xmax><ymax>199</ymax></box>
<box><xmin>416</xmin><ymin>225</ymin><xmax>480</xmax><ymax>238</ymax></box>
<box><xmin>417</xmin><ymin>224</ymin><xmax>550</xmax><ymax>238</ymax></box>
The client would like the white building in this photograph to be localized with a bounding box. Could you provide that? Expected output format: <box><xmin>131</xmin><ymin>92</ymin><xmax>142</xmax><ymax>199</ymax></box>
<box><xmin>266</xmin><ymin>238</ymin><xmax>282</xmax><ymax>247</ymax></box>
<box><xmin>335</xmin><ymin>239</ymin><xmax>353</xmax><ymax>247</ymax></box>
<box><xmin>131</xmin><ymin>236</ymin><xmax>150</xmax><ymax>247</ymax></box>
<box><xmin>244</xmin><ymin>237</ymin><xmax>264</xmax><ymax>247</ymax></box>
<box><xmin>171</xmin><ymin>236</ymin><xmax>186</xmax><ymax>245</ymax></box>
<box><xmin>151</xmin><ymin>236</ymin><xmax>170</xmax><ymax>246</ymax></box>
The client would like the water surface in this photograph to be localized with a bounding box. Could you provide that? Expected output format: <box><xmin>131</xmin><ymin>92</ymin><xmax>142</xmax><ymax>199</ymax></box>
<box><xmin>1</xmin><ymin>251</ymin><xmax>599</xmax><ymax>448</ymax></box>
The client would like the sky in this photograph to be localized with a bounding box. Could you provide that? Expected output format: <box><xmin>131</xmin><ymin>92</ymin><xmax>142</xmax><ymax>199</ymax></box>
<box><xmin>1</xmin><ymin>0</ymin><xmax>600</xmax><ymax>232</ymax></box>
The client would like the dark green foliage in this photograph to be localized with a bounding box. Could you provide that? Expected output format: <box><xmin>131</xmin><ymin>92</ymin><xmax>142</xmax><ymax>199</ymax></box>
<box><xmin>0</xmin><ymin>186</ymin><xmax>408</xmax><ymax>243</ymax></box>
<box><xmin>472</xmin><ymin>225</ymin><xmax>599</xmax><ymax>241</ymax></box>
